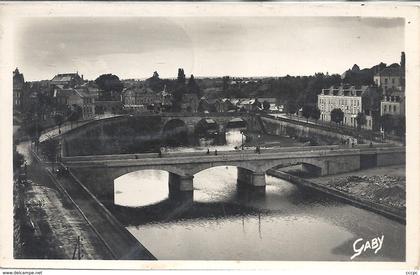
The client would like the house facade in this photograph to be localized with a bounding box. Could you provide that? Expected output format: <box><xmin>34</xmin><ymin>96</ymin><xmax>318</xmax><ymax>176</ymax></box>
<box><xmin>13</xmin><ymin>68</ymin><xmax>26</xmax><ymax>111</ymax></box>
<box><xmin>122</xmin><ymin>86</ymin><xmax>160</xmax><ymax>112</ymax></box>
<box><xmin>318</xmin><ymin>85</ymin><xmax>374</xmax><ymax>129</ymax></box>
<box><xmin>380</xmin><ymin>94</ymin><xmax>405</xmax><ymax>116</ymax></box>
<box><xmin>373</xmin><ymin>67</ymin><xmax>402</xmax><ymax>94</ymax></box>
<box><xmin>374</xmin><ymin>53</ymin><xmax>405</xmax><ymax>119</ymax></box>
<box><xmin>53</xmin><ymin>87</ymin><xmax>96</xmax><ymax>119</ymax></box>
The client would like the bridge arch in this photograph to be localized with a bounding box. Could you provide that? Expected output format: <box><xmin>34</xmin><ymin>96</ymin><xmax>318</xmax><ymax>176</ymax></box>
<box><xmin>189</xmin><ymin>162</ymin><xmax>257</xmax><ymax>176</ymax></box>
<box><xmin>195</xmin><ymin>118</ymin><xmax>219</xmax><ymax>137</ymax></box>
<box><xmin>162</xmin><ymin>118</ymin><xmax>189</xmax><ymax>146</ymax></box>
<box><xmin>114</xmin><ymin>169</ymin><xmax>172</xmax><ymax>207</ymax></box>
<box><xmin>226</xmin><ymin>117</ymin><xmax>248</xmax><ymax>129</ymax></box>
<box><xmin>260</xmin><ymin>159</ymin><xmax>324</xmax><ymax>177</ymax></box>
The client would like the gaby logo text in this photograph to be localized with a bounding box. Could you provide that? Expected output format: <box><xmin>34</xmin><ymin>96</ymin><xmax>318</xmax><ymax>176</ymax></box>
<box><xmin>350</xmin><ymin>235</ymin><xmax>384</xmax><ymax>260</ymax></box>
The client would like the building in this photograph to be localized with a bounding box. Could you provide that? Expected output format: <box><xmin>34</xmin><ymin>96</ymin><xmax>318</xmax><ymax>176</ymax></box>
<box><xmin>380</xmin><ymin>93</ymin><xmax>405</xmax><ymax>116</ymax></box>
<box><xmin>318</xmin><ymin>85</ymin><xmax>375</xmax><ymax>129</ymax></box>
<box><xmin>53</xmin><ymin>86</ymin><xmax>96</xmax><ymax>119</ymax></box>
<box><xmin>257</xmin><ymin>97</ymin><xmax>280</xmax><ymax>112</ymax></box>
<box><xmin>236</xmin><ymin>98</ymin><xmax>260</xmax><ymax>112</ymax></box>
<box><xmin>51</xmin><ymin>72</ymin><xmax>84</xmax><ymax>88</ymax></box>
<box><xmin>13</xmin><ymin>68</ymin><xmax>25</xmax><ymax>111</ymax></box>
<box><xmin>94</xmin><ymin>100</ymin><xmax>122</xmax><ymax>115</ymax></box>
<box><xmin>374</xmin><ymin>53</ymin><xmax>406</xmax><ymax>118</ymax></box>
<box><xmin>69</xmin><ymin>88</ymin><xmax>96</xmax><ymax>119</ymax></box>
<box><xmin>181</xmin><ymin>93</ymin><xmax>199</xmax><ymax>112</ymax></box>
<box><xmin>156</xmin><ymin>86</ymin><xmax>172</xmax><ymax>112</ymax></box>
<box><xmin>373</xmin><ymin>66</ymin><xmax>402</xmax><ymax>94</ymax></box>
<box><xmin>216</xmin><ymin>98</ymin><xmax>235</xmax><ymax>112</ymax></box>
<box><xmin>122</xmin><ymin>86</ymin><xmax>160</xmax><ymax>112</ymax></box>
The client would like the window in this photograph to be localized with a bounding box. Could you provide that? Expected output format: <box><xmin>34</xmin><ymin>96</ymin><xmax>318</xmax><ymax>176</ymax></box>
<box><xmin>383</xmin><ymin>105</ymin><xmax>386</xmax><ymax>113</ymax></box>
<box><xmin>393</xmin><ymin>105</ymin><xmax>397</xmax><ymax>112</ymax></box>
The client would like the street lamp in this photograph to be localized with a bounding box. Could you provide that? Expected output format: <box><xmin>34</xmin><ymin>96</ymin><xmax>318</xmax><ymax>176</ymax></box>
<box><xmin>240</xmin><ymin>130</ymin><xmax>244</xmax><ymax>150</ymax></box>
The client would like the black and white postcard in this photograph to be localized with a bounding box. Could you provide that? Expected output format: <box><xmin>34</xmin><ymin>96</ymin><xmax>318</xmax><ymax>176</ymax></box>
<box><xmin>0</xmin><ymin>2</ymin><xmax>419</xmax><ymax>271</ymax></box>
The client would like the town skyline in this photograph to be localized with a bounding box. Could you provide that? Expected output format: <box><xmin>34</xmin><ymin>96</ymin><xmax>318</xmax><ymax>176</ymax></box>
<box><xmin>15</xmin><ymin>16</ymin><xmax>404</xmax><ymax>81</ymax></box>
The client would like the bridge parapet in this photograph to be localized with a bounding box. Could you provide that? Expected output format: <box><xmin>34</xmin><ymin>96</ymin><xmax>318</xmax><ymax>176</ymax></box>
<box><xmin>61</xmin><ymin>144</ymin><xmax>402</xmax><ymax>163</ymax></box>
<box><xmin>64</xmin><ymin>145</ymin><xmax>405</xmax><ymax>206</ymax></box>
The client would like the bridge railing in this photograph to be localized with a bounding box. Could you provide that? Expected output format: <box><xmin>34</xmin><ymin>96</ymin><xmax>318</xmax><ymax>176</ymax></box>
<box><xmin>61</xmin><ymin>143</ymin><xmax>402</xmax><ymax>163</ymax></box>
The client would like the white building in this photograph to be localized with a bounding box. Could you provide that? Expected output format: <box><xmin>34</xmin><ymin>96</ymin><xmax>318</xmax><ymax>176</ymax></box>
<box><xmin>381</xmin><ymin>94</ymin><xmax>405</xmax><ymax>116</ymax></box>
<box><xmin>374</xmin><ymin>65</ymin><xmax>405</xmax><ymax>117</ymax></box>
<box><xmin>318</xmin><ymin>85</ymin><xmax>374</xmax><ymax>129</ymax></box>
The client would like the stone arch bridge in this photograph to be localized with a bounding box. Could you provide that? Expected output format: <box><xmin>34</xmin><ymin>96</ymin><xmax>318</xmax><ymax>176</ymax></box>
<box><xmin>59</xmin><ymin>113</ymin><xmax>261</xmax><ymax>156</ymax></box>
<box><xmin>62</xmin><ymin>145</ymin><xmax>405</xmax><ymax>205</ymax></box>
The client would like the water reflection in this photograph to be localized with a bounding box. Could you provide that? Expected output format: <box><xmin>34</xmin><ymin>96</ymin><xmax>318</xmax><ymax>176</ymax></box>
<box><xmin>115</xmin><ymin>170</ymin><xmax>169</xmax><ymax>207</ymax></box>
<box><xmin>112</xmin><ymin>128</ymin><xmax>405</xmax><ymax>261</ymax></box>
<box><xmin>112</xmin><ymin>165</ymin><xmax>405</xmax><ymax>261</ymax></box>
<box><xmin>165</xmin><ymin>128</ymin><xmax>244</xmax><ymax>153</ymax></box>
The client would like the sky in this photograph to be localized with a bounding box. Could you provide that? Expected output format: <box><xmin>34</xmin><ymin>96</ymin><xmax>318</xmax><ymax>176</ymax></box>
<box><xmin>14</xmin><ymin>16</ymin><xmax>404</xmax><ymax>81</ymax></box>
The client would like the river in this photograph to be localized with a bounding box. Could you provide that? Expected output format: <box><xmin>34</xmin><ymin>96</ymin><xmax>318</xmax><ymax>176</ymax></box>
<box><xmin>112</xmin><ymin>129</ymin><xmax>404</xmax><ymax>261</ymax></box>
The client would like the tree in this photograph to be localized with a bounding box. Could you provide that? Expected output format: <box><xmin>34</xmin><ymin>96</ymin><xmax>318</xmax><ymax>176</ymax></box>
<box><xmin>68</xmin><ymin>105</ymin><xmax>83</xmax><ymax>128</ymax></box>
<box><xmin>95</xmin><ymin>105</ymin><xmax>104</xmax><ymax>115</ymax></box>
<box><xmin>262</xmin><ymin>100</ymin><xmax>270</xmax><ymax>111</ymax></box>
<box><xmin>331</xmin><ymin>108</ymin><xmax>344</xmax><ymax>125</ymax></box>
<box><xmin>177</xmin><ymin>68</ymin><xmax>186</xmax><ymax>85</ymax></box>
<box><xmin>310</xmin><ymin>107</ymin><xmax>321</xmax><ymax>120</ymax></box>
<box><xmin>222</xmin><ymin>76</ymin><xmax>230</xmax><ymax>94</ymax></box>
<box><xmin>145</xmin><ymin>71</ymin><xmax>165</xmax><ymax>92</ymax></box>
<box><xmin>13</xmin><ymin>149</ymin><xmax>24</xmax><ymax>170</ymax></box>
<box><xmin>253</xmin><ymin>99</ymin><xmax>262</xmax><ymax>110</ymax></box>
<box><xmin>95</xmin><ymin>74</ymin><xmax>124</xmax><ymax>100</ymax></box>
<box><xmin>380</xmin><ymin>114</ymin><xmax>394</xmax><ymax>134</ymax></box>
<box><xmin>24</xmin><ymin>117</ymin><xmax>43</xmax><ymax>146</ymax></box>
<box><xmin>285</xmin><ymin>100</ymin><xmax>297</xmax><ymax>115</ymax></box>
<box><xmin>394</xmin><ymin>115</ymin><xmax>405</xmax><ymax>138</ymax></box>
<box><xmin>187</xmin><ymin>74</ymin><xmax>201</xmax><ymax>96</ymax></box>
<box><xmin>172</xmin><ymin>68</ymin><xmax>187</xmax><ymax>112</ymax></box>
<box><xmin>356</xmin><ymin>112</ymin><xmax>367</xmax><ymax>131</ymax></box>
<box><xmin>42</xmin><ymin>139</ymin><xmax>60</xmax><ymax>170</ymax></box>
<box><xmin>53</xmin><ymin>113</ymin><xmax>64</xmax><ymax>134</ymax></box>
<box><xmin>302</xmin><ymin>104</ymin><xmax>313</xmax><ymax>122</ymax></box>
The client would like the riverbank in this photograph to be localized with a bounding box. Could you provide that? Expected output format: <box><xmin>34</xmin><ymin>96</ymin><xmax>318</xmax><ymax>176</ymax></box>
<box><xmin>309</xmin><ymin>165</ymin><xmax>405</xmax><ymax>211</ymax></box>
<box><xmin>267</xmin><ymin>165</ymin><xmax>405</xmax><ymax>223</ymax></box>
<box><xmin>27</xmin><ymin>144</ymin><xmax>155</xmax><ymax>260</ymax></box>
<box><xmin>14</xmin><ymin>142</ymin><xmax>113</xmax><ymax>259</ymax></box>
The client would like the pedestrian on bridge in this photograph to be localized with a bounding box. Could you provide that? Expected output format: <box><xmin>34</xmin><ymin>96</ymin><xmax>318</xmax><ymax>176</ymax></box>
<box><xmin>207</xmin><ymin>148</ymin><xmax>210</xmax><ymax>155</ymax></box>
<box><xmin>215</xmin><ymin>149</ymin><xmax>218</xmax><ymax>155</ymax></box>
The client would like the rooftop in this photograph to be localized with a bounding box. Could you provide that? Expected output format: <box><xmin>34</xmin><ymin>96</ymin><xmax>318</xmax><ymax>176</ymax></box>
<box><xmin>51</xmin><ymin>73</ymin><xmax>82</xmax><ymax>83</ymax></box>
<box><xmin>320</xmin><ymin>85</ymin><xmax>370</xmax><ymax>97</ymax></box>
<box><xmin>375</xmin><ymin>67</ymin><xmax>402</xmax><ymax>77</ymax></box>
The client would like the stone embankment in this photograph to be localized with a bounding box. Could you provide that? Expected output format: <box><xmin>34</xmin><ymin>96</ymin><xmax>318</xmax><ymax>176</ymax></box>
<box><xmin>318</xmin><ymin>174</ymin><xmax>405</xmax><ymax>210</ymax></box>
<box><xmin>267</xmin><ymin>165</ymin><xmax>405</xmax><ymax>223</ymax></box>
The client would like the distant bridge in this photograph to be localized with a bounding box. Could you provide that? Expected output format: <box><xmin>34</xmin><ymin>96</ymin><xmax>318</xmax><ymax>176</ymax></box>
<box><xmin>62</xmin><ymin>144</ymin><xmax>405</xmax><ymax>205</ymax></box>
<box><xmin>58</xmin><ymin>112</ymin><xmax>262</xmax><ymax>156</ymax></box>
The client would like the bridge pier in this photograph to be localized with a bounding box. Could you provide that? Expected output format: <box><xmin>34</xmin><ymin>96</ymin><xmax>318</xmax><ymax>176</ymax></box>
<box><xmin>168</xmin><ymin>173</ymin><xmax>194</xmax><ymax>203</ymax></box>
<box><xmin>237</xmin><ymin>168</ymin><xmax>266</xmax><ymax>188</ymax></box>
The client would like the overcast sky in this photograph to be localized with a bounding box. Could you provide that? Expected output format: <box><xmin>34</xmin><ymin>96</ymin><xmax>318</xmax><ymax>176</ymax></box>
<box><xmin>14</xmin><ymin>17</ymin><xmax>404</xmax><ymax>81</ymax></box>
